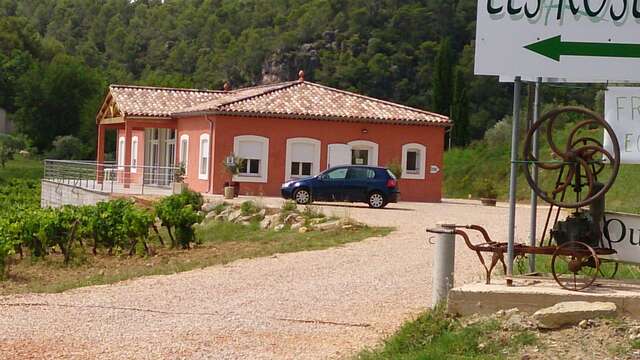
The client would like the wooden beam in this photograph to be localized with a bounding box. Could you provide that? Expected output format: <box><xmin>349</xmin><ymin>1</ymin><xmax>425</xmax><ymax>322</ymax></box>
<box><xmin>101</xmin><ymin>116</ymin><xmax>124</xmax><ymax>125</ymax></box>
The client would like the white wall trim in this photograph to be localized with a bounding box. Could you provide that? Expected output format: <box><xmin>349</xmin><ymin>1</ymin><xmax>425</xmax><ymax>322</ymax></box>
<box><xmin>131</xmin><ymin>136</ymin><xmax>139</xmax><ymax>173</ymax></box>
<box><xmin>179</xmin><ymin>134</ymin><xmax>189</xmax><ymax>175</ymax></box>
<box><xmin>198</xmin><ymin>133</ymin><xmax>210</xmax><ymax>180</ymax></box>
<box><xmin>285</xmin><ymin>137</ymin><xmax>321</xmax><ymax>180</ymax></box>
<box><xmin>401</xmin><ymin>143</ymin><xmax>427</xmax><ymax>180</ymax></box>
<box><xmin>348</xmin><ymin>140</ymin><xmax>379</xmax><ymax>166</ymax></box>
<box><xmin>117</xmin><ymin>136</ymin><xmax>125</xmax><ymax>170</ymax></box>
<box><xmin>233</xmin><ymin>135</ymin><xmax>269</xmax><ymax>183</ymax></box>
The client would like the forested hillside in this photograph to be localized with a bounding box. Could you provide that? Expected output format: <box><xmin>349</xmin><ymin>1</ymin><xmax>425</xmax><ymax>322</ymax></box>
<box><xmin>0</xmin><ymin>0</ymin><xmax>598</xmax><ymax>154</ymax></box>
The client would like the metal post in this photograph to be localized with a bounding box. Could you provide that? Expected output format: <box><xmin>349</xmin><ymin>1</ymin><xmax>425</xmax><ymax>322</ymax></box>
<box><xmin>529</xmin><ymin>78</ymin><xmax>542</xmax><ymax>273</ymax></box>
<box><xmin>431</xmin><ymin>222</ymin><xmax>456</xmax><ymax>306</ymax></box>
<box><xmin>507</xmin><ymin>77</ymin><xmax>522</xmax><ymax>286</ymax></box>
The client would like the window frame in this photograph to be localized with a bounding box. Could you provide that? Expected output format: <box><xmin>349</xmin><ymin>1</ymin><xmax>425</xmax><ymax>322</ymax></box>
<box><xmin>117</xmin><ymin>136</ymin><xmax>125</xmax><ymax>170</ymax></box>
<box><xmin>285</xmin><ymin>137</ymin><xmax>321</xmax><ymax>180</ymax></box>
<box><xmin>347</xmin><ymin>140</ymin><xmax>379</xmax><ymax>166</ymax></box>
<box><xmin>198</xmin><ymin>133</ymin><xmax>210</xmax><ymax>180</ymax></box>
<box><xmin>179</xmin><ymin>134</ymin><xmax>189</xmax><ymax>175</ymax></box>
<box><xmin>233</xmin><ymin>135</ymin><xmax>269</xmax><ymax>183</ymax></box>
<box><xmin>401</xmin><ymin>143</ymin><xmax>427</xmax><ymax>180</ymax></box>
<box><xmin>131</xmin><ymin>136</ymin><xmax>139</xmax><ymax>173</ymax></box>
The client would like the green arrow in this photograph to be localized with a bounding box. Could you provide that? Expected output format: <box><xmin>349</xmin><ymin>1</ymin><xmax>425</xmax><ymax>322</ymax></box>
<box><xmin>525</xmin><ymin>36</ymin><xmax>640</xmax><ymax>62</ymax></box>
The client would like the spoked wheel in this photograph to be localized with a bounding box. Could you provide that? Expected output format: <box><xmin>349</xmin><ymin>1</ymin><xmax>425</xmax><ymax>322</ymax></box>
<box><xmin>551</xmin><ymin>241</ymin><xmax>600</xmax><ymax>291</ymax></box>
<box><xmin>523</xmin><ymin>107</ymin><xmax>620</xmax><ymax>209</ymax></box>
<box><xmin>293</xmin><ymin>189</ymin><xmax>311</xmax><ymax>205</ymax></box>
<box><xmin>582</xmin><ymin>259</ymin><xmax>619</xmax><ymax>279</ymax></box>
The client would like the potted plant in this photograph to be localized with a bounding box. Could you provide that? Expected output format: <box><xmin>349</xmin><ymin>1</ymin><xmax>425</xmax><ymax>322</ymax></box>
<box><xmin>222</xmin><ymin>154</ymin><xmax>244</xmax><ymax>199</ymax></box>
<box><xmin>171</xmin><ymin>163</ymin><xmax>187</xmax><ymax>194</ymax></box>
<box><xmin>474</xmin><ymin>178</ymin><xmax>498</xmax><ymax>206</ymax></box>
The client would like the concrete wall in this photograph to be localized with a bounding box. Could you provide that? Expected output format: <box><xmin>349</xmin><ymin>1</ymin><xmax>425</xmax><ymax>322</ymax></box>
<box><xmin>41</xmin><ymin>180</ymin><xmax>110</xmax><ymax>208</ymax></box>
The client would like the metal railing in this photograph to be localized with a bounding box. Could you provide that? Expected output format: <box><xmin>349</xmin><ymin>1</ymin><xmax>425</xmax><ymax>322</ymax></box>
<box><xmin>43</xmin><ymin>160</ymin><xmax>181</xmax><ymax>195</ymax></box>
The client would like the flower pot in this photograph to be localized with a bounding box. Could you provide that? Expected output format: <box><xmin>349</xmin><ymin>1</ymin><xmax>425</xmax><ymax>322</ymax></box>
<box><xmin>172</xmin><ymin>182</ymin><xmax>187</xmax><ymax>194</ymax></box>
<box><xmin>480</xmin><ymin>198</ymin><xmax>497</xmax><ymax>206</ymax></box>
<box><xmin>224</xmin><ymin>186</ymin><xmax>235</xmax><ymax>199</ymax></box>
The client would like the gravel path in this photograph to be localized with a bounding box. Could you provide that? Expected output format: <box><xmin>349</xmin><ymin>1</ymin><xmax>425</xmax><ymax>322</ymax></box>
<box><xmin>0</xmin><ymin>199</ymin><xmax>548</xmax><ymax>359</ymax></box>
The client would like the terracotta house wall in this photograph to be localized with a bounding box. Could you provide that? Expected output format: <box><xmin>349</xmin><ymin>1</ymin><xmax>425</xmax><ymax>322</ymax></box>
<box><xmin>207</xmin><ymin>115</ymin><xmax>445</xmax><ymax>202</ymax></box>
<box><xmin>116</xmin><ymin>128</ymin><xmax>145</xmax><ymax>183</ymax></box>
<box><xmin>176</xmin><ymin>116</ymin><xmax>213</xmax><ymax>193</ymax></box>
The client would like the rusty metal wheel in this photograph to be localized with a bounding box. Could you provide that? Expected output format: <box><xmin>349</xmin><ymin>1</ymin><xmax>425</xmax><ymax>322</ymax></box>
<box><xmin>551</xmin><ymin>241</ymin><xmax>600</xmax><ymax>291</ymax></box>
<box><xmin>523</xmin><ymin>107</ymin><xmax>620</xmax><ymax>208</ymax></box>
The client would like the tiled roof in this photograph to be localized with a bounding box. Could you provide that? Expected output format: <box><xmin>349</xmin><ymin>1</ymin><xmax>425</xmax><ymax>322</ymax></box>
<box><xmin>108</xmin><ymin>85</ymin><xmax>226</xmax><ymax>117</ymax></box>
<box><xmin>104</xmin><ymin>81</ymin><xmax>450</xmax><ymax>126</ymax></box>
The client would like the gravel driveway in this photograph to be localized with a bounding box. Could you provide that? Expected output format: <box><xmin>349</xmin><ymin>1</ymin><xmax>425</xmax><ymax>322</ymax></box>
<box><xmin>0</xmin><ymin>198</ymin><xmax>547</xmax><ymax>359</ymax></box>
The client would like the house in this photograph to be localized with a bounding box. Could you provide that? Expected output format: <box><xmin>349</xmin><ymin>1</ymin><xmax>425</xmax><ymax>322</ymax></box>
<box><xmin>95</xmin><ymin>73</ymin><xmax>450</xmax><ymax>202</ymax></box>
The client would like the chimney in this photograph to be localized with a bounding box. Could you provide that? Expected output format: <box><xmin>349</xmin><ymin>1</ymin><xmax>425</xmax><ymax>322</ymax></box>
<box><xmin>298</xmin><ymin>70</ymin><xmax>305</xmax><ymax>82</ymax></box>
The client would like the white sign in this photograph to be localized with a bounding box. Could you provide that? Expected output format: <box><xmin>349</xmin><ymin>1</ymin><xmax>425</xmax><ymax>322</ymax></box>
<box><xmin>604</xmin><ymin>87</ymin><xmax>640</xmax><ymax>164</ymax></box>
<box><xmin>603</xmin><ymin>212</ymin><xmax>640</xmax><ymax>264</ymax></box>
<box><xmin>475</xmin><ymin>1</ymin><xmax>640</xmax><ymax>82</ymax></box>
<box><xmin>430</xmin><ymin>165</ymin><xmax>440</xmax><ymax>174</ymax></box>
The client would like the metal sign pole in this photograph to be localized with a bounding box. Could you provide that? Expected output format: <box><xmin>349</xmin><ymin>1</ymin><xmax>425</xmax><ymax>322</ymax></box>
<box><xmin>507</xmin><ymin>76</ymin><xmax>522</xmax><ymax>286</ymax></box>
<box><xmin>529</xmin><ymin>78</ymin><xmax>542</xmax><ymax>273</ymax></box>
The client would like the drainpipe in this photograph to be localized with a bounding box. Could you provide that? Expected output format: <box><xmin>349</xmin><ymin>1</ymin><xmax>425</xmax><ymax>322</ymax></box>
<box><xmin>206</xmin><ymin>114</ymin><xmax>214</xmax><ymax>194</ymax></box>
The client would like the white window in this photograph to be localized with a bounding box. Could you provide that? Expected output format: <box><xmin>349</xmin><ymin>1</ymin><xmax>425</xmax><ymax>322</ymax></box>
<box><xmin>401</xmin><ymin>143</ymin><xmax>427</xmax><ymax>179</ymax></box>
<box><xmin>131</xmin><ymin>136</ymin><xmax>139</xmax><ymax>173</ymax></box>
<box><xmin>348</xmin><ymin>140</ymin><xmax>379</xmax><ymax>166</ymax></box>
<box><xmin>198</xmin><ymin>133</ymin><xmax>210</xmax><ymax>180</ymax></box>
<box><xmin>117</xmin><ymin>136</ymin><xmax>125</xmax><ymax>170</ymax></box>
<box><xmin>285</xmin><ymin>138</ymin><xmax>321</xmax><ymax>179</ymax></box>
<box><xmin>233</xmin><ymin>135</ymin><xmax>269</xmax><ymax>183</ymax></box>
<box><xmin>179</xmin><ymin>134</ymin><xmax>189</xmax><ymax>174</ymax></box>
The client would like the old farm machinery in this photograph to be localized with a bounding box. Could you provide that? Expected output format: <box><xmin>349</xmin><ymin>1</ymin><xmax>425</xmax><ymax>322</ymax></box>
<box><xmin>453</xmin><ymin>107</ymin><xmax>622</xmax><ymax>291</ymax></box>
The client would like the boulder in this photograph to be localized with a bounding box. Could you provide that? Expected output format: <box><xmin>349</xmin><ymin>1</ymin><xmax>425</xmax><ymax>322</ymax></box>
<box><xmin>257</xmin><ymin>208</ymin><xmax>267</xmax><ymax>218</ymax></box>
<box><xmin>291</xmin><ymin>222</ymin><xmax>304</xmax><ymax>231</ymax></box>
<box><xmin>315</xmin><ymin>220</ymin><xmax>340</xmax><ymax>231</ymax></box>
<box><xmin>205</xmin><ymin>211</ymin><xmax>218</xmax><ymax>219</ymax></box>
<box><xmin>239</xmin><ymin>215</ymin><xmax>254</xmax><ymax>223</ymax></box>
<box><xmin>298</xmin><ymin>226</ymin><xmax>309</xmax><ymax>233</ymax></box>
<box><xmin>309</xmin><ymin>218</ymin><xmax>325</xmax><ymax>225</ymax></box>
<box><xmin>260</xmin><ymin>217</ymin><xmax>272</xmax><ymax>229</ymax></box>
<box><xmin>201</xmin><ymin>202</ymin><xmax>219</xmax><ymax>213</ymax></box>
<box><xmin>227</xmin><ymin>210</ymin><xmax>242</xmax><ymax>223</ymax></box>
<box><xmin>274</xmin><ymin>224</ymin><xmax>285</xmax><ymax>232</ymax></box>
<box><xmin>215</xmin><ymin>214</ymin><xmax>226</xmax><ymax>222</ymax></box>
<box><xmin>284</xmin><ymin>213</ymin><xmax>298</xmax><ymax>224</ymax></box>
<box><xmin>532</xmin><ymin>301</ymin><xmax>617</xmax><ymax>329</ymax></box>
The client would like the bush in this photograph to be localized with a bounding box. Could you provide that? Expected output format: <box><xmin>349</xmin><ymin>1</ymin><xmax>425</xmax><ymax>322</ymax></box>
<box><xmin>155</xmin><ymin>189</ymin><xmax>204</xmax><ymax>249</ymax></box>
<box><xmin>46</xmin><ymin>135</ymin><xmax>90</xmax><ymax>160</ymax></box>
<box><xmin>281</xmin><ymin>200</ymin><xmax>297</xmax><ymax>212</ymax></box>
<box><xmin>386</xmin><ymin>158</ymin><xmax>402</xmax><ymax>179</ymax></box>
<box><xmin>473</xmin><ymin>178</ymin><xmax>498</xmax><ymax>199</ymax></box>
<box><xmin>240</xmin><ymin>201</ymin><xmax>259</xmax><ymax>215</ymax></box>
<box><xmin>0</xmin><ymin>134</ymin><xmax>26</xmax><ymax>168</ymax></box>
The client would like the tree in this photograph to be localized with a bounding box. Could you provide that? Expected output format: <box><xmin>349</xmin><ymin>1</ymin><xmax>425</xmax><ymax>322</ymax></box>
<box><xmin>451</xmin><ymin>68</ymin><xmax>470</xmax><ymax>147</ymax></box>
<box><xmin>13</xmin><ymin>54</ymin><xmax>102</xmax><ymax>151</ymax></box>
<box><xmin>432</xmin><ymin>38</ymin><xmax>454</xmax><ymax>116</ymax></box>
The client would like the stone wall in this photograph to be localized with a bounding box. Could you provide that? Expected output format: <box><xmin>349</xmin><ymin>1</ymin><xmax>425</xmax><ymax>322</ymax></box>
<box><xmin>41</xmin><ymin>180</ymin><xmax>110</xmax><ymax>208</ymax></box>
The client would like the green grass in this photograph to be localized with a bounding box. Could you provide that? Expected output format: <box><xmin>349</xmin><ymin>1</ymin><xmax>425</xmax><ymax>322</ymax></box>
<box><xmin>515</xmin><ymin>255</ymin><xmax>640</xmax><ymax>280</ymax></box>
<box><xmin>444</xmin><ymin>122</ymin><xmax>640</xmax><ymax>214</ymax></box>
<box><xmin>356</xmin><ymin>306</ymin><xmax>536</xmax><ymax>360</ymax></box>
<box><xmin>1</xmin><ymin>221</ymin><xmax>393</xmax><ymax>295</ymax></box>
<box><xmin>0</xmin><ymin>155</ymin><xmax>43</xmax><ymax>182</ymax></box>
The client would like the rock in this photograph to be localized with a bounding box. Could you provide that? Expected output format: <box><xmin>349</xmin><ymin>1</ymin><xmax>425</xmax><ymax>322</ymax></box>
<box><xmin>227</xmin><ymin>210</ymin><xmax>242</xmax><ymax>223</ymax></box>
<box><xmin>241</xmin><ymin>221</ymin><xmax>251</xmax><ymax>226</ymax></box>
<box><xmin>284</xmin><ymin>213</ymin><xmax>297</xmax><ymax>224</ymax></box>
<box><xmin>215</xmin><ymin>214</ymin><xmax>225</xmax><ymax>222</ymax></box>
<box><xmin>342</xmin><ymin>224</ymin><xmax>353</xmax><ymax>230</ymax></box>
<box><xmin>257</xmin><ymin>208</ymin><xmax>266</xmax><ymax>218</ymax></box>
<box><xmin>315</xmin><ymin>220</ymin><xmax>340</xmax><ymax>231</ymax></box>
<box><xmin>260</xmin><ymin>217</ymin><xmax>272</xmax><ymax>229</ymax></box>
<box><xmin>295</xmin><ymin>215</ymin><xmax>304</xmax><ymax>222</ymax></box>
<box><xmin>298</xmin><ymin>227</ymin><xmax>309</xmax><ymax>233</ymax></box>
<box><xmin>239</xmin><ymin>215</ymin><xmax>253</xmax><ymax>222</ymax></box>
<box><xmin>291</xmin><ymin>222</ymin><xmax>304</xmax><ymax>231</ymax></box>
<box><xmin>205</xmin><ymin>211</ymin><xmax>217</xmax><ymax>219</ymax></box>
<box><xmin>201</xmin><ymin>202</ymin><xmax>219</xmax><ymax>213</ymax></box>
<box><xmin>310</xmin><ymin>218</ymin><xmax>325</xmax><ymax>225</ymax></box>
<box><xmin>532</xmin><ymin>301</ymin><xmax>617</xmax><ymax>329</ymax></box>
<box><xmin>274</xmin><ymin>224</ymin><xmax>285</xmax><ymax>232</ymax></box>
<box><xmin>501</xmin><ymin>309</ymin><xmax>536</xmax><ymax>331</ymax></box>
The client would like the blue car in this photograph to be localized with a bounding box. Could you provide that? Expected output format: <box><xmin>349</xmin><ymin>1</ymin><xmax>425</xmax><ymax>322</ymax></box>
<box><xmin>281</xmin><ymin>165</ymin><xmax>399</xmax><ymax>208</ymax></box>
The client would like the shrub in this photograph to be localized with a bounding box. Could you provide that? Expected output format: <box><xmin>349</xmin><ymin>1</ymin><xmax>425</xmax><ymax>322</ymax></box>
<box><xmin>240</xmin><ymin>201</ymin><xmax>258</xmax><ymax>216</ymax></box>
<box><xmin>473</xmin><ymin>178</ymin><xmax>498</xmax><ymax>199</ymax></box>
<box><xmin>0</xmin><ymin>134</ymin><xmax>25</xmax><ymax>168</ymax></box>
<box><xmin>155</xmin><ymin>189</ymin><xmax>204</xmax><ymax>249</ymax></box>
<box><xmin>46</xmin><ymin>135</ymin><xmax>90</xmax><ymax>160</ymax></box>
<box><xmin>281</xmin><ymin>200</ymin><xmax>297</xmax><ymax>212</ymax></box>
<box><xmin>386</xmin><ymin>158</ymin><xmax>402</xmax><ymax>178</ymax></box>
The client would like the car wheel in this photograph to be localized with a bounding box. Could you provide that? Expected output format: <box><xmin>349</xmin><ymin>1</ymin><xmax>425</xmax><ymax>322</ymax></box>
<box><xmin>368</xmin><ymin>192</ymin><xmax>386</xmax><ymax>209</ymax></box>
<box><xmin>294</xmin><ymin>188</ymin><xmax>311</xmax><ymax>205</ymax></box>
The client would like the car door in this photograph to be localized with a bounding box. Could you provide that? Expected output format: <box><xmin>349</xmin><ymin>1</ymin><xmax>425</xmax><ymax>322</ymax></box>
<box><xmin>345</xmin><ymin>167</ymin><xmax>376</xmax><ymax>202</ymax></box>
<box><xmin>314</xmin><ymin>167</ymin><xmax>348</xmax><ymax>201</ymax></box>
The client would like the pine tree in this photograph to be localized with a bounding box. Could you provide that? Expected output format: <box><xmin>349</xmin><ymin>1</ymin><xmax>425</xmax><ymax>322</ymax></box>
<box><xmin>432</xmin><ymin>37</ymin><xmax>454</xmax><ymax>116</ymax></box>
<box><xmin>451</xmin><ymin>67</ymin><xmax>470</xmax><ymax>147</ymax></box>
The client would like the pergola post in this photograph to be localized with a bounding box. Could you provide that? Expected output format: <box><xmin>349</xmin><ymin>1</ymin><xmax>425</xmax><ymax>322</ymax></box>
<box><xmin>124</xmin><ymin>119</ymin><xmax>132</xmax><ymax>189</ymax></box>
<box><xmin>97</xmin><ymin>124</ymin><xmax>106</xmax><ymax>184</ymax></box>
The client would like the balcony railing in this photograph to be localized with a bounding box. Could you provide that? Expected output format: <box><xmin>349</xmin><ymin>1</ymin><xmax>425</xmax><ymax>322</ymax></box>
<box><xmin>43</xmin><ymin>160</ymin><xmax>181</xmax><ymax>195</ymax></box>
